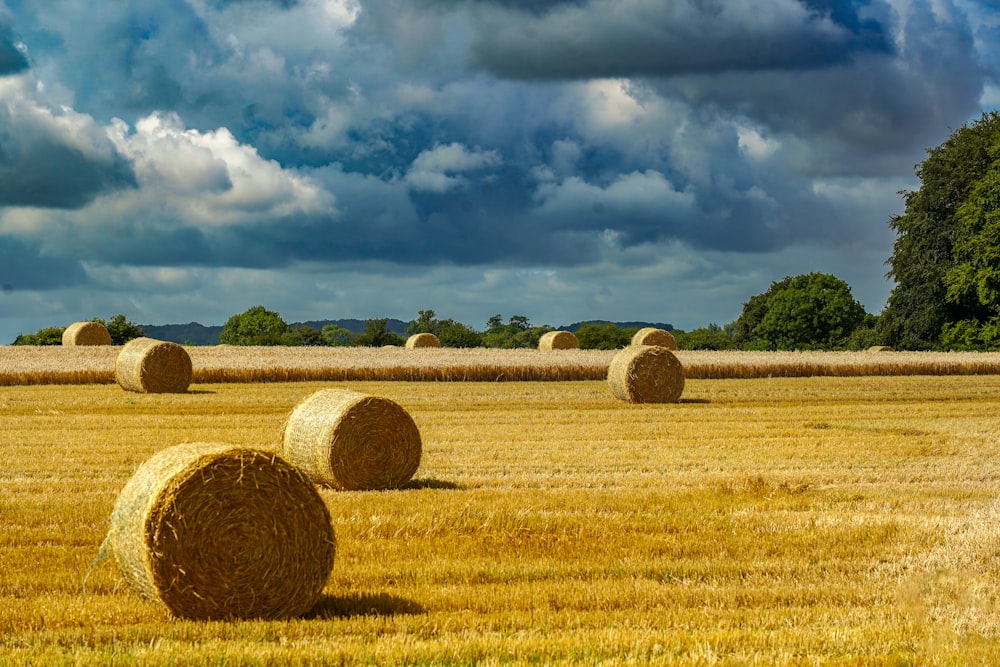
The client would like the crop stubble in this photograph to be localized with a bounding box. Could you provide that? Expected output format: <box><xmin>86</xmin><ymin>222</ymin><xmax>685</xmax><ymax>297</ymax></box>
<box><xmin>1</xmin><ymin>355</ymin><xmax>1000</xmax><ymax>663</ymax></box>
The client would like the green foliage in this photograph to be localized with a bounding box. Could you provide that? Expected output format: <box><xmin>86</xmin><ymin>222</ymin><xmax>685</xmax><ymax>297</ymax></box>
<box><xmin>13</xmin><ymin>313</ymin><xmax>145</xmax><ymax>345</ymax></box>
<box><xmin>737</xmin><ymin>273</ymin><xmax>867</xmax><ymax>350</ymax></box>
<box><xmin>437</xmin><ymin>321</ymin><xmax>482</xmax><ymax>348</ymax></box>
<box><xmin>353</xmin><ymin>318</ymin><xmax>405</xmax><ymax>347</ymax></box>
<box><xmin>675</xmin><ymin>324</ymin><xmax>735</xmax><ymax>350</ymax></box>
<box><xmin>321</xmin><ymin>324</ymin><xmax>355</xmax><ymax>347</ymax></box>
<box><xmin>405</xmin><ymin>310</ymin><xmax>438</xmax><ymax>336</ymax></box>
<box><xmin>842</xmin><ymin>314</ymin><xmax>883</xmax><ymax>351</ymax></box>
<box><xmin>405</xmin><ymin>309</ymin><xmax>482</xmax><ymax>347</ymax></box>
<box><xmin>13</xmin><ymin>326</ymin><xmax>65</xmax><ymax>345</ymax></box>
<box><xmin>731</xmin><ymin>277</ymin><xmax>793</xmax><ymax>348</ymax></box>
<box><xmin>481</xmin><ymin>315</ymin><xmax>542</xmax><ymax>348</ymax></box>
<box><xmin>97</xmin><ymin>314</ymin><xmax>146</xmax><ymax>345</ymax></box>
<box><xmin>284</xmin><ymin>324</ymin><xmax>324</xmax><ymax>346</ymax></box>
<box><xmin>219</xmin><ymin>306</ymin><xmax>291</xmax><ymax>346</ymax></box>
<box><xmin>575</xmin><ymin>323</ymin><xmax>634</xmax><ymax>350</ymax></box>
<box><xmin>882</xmin><ymin>111</ymin><xmax>1000</xmax><ymax>349</ymax></box>
<box><xmin>939</xmin><ymin>318</ymin><xmax>1000</xmax><ymax>351</ymax></box>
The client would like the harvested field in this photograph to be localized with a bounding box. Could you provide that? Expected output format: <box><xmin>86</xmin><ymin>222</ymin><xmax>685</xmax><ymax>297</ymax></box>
<box><xmin>3</xmin><ymin>376</ymin><xmax>1000</xmax><ymax>664</ymax></box>
<box><xmin>3</xmin><ymin>346</ymin><xmax>1000</xmax><ymax>385</ymax></box>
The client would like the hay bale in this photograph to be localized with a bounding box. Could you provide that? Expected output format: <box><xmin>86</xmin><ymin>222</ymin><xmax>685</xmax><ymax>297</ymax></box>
<box><xmin>867</xmin><ymin>345</ymin><xmax>894</xmax><ymax>352</ymax></box>
<box><xmin>115</xmin><ymin>337</ymin><xmax>193</xmax><ymax>393</ymax></box>
<box><xmin>62</xmin><ymin>321</ymin><xmax>112</xmax><ymax>346</ymax></box>
<box><xmin>405</xmin><ymin>333</ymin><xmax>441</xmax><ymax>349</ymax></box>
<box><xmin>538</xmin><ymin>330</ymin><xmax>579</xmax><ymax>350</ymax></box>
<box><xmin>102</xmin><ymin>441</ymin><xmax>335</xmax><ymax>620</ymax></box>
<box><xmin>631</xmin><ymin>327</ymin><xmax>677</xmax><ymax>350</ymax></box>
<box><xmin>282</xmin><ymin>388</ymin><xmax>421</xmax><ymax>490</ymax></box>
<box><xmin>607</xmin><ymin>345</ymin><xmax>685</xmax><ymax>403</ymax></box>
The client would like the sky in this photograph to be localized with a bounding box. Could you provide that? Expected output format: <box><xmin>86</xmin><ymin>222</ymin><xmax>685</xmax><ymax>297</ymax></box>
<box><xmin>1</xmin><ymin>0</ymin><xmax>999</xmax><ymax>342</ymax></box>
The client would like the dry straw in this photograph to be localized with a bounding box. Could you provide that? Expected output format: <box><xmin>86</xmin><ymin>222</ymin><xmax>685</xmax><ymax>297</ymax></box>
<box><xmin>99</xmin><ymin>441</ymin><xmax>336</xmax><ymax>620</ymax></box>
<box><xmin>607</xmin><ymin>345</ymin><xmax>685</xmax><ymax>403</ymax></box>
<box><xmin>115</xmin><ymin>337</ymin><xmax>193</xmax><ymax>393</ymax></box>
<box><xmin>282</xmin><ymin>388</ymin><xmax>421</xmax><ymax>490</ymax></box>
<box><xmin>538</xmin><ymin>330</ymin><xmax>579</xmax><ymax>351</ymax></box>
<box><xmin>868</xmin><ymin>345</ymin><xmax>895</xmax><ymax>352</ymax></box>
<box><xmin>406</xmin><ymin>333</ymin><xmax>441</xmax><ymax>349</ymax></box>
<box><xmin>631</xmin><ymin>327</ymin><xmax>678</xmax><ymax>350</ymax></box>
<box><xmin>62</xmin><ymin>321</ymin><xmax>112</xmax><ymax>346</ymax></box>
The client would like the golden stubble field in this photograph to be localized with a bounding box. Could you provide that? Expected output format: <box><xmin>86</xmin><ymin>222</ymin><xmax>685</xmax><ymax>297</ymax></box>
<box><xmin>3</xmin><ymin>358</ymin><xmax>1000</xmax><ymax>664</ymax></box>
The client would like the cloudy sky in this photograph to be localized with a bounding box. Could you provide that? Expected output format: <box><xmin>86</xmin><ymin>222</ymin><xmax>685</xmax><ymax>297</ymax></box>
<box><xmin>0</xmin><ymin>0</ymin><xmax>998</xmax><ymax>342</ymax></box>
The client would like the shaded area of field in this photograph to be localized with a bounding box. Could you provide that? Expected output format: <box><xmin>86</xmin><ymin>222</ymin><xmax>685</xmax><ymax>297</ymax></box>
<box><xmin>4</xmin><ymin>347</ymin><xmax>1000</xmax><ymax>385</ymax></box>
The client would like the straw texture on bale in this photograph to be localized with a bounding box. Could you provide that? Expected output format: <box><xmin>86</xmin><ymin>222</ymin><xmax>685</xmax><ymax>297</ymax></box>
<box><xmin>631</xmin><ymin>327</ymin><xmax>678</xmax><ymax>350</ymax></box>
<box><xmin>62</xmin><ymin>321</ymin><xmax>112</xmax><ymax>346</ymax></box>
<box><xmin>607</xmin><ymin>345</ymin><xmax>685</xmax><ymax>403</ymax></box>
<box><xmin>115</xmin><ymin>337</ymin><xmax>193</xmax><ymax>393</ymax></box>
<box><xmin>101</xmin><ymin>441</ymin><xmax>336</xmax><ymax>620</ymax></box>
<box><xmin>405</xmin><ymin>333</ymin><xmax>441</xmax><ymax>349</ymax></box>
<box><xmin>538</xmin><ymin>330</ymin><xmax>579</xmax><ymax>350</ymax></box>
<box><xmin>868</xmin><ymin>345</ymin><xmax>895</xmax><ymax>352</ymax></box>
<box><xmin>282</xmin><ymin>388</ymin><xmax>421</xmax><ymax>490</ymax></box>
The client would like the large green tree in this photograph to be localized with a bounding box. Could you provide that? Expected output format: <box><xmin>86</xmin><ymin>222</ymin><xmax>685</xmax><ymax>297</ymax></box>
<box><xmin>219</xmin><ymin>305</ymin><xmax>291</xmax><ymax>345</ymax></box>
<box><xmin>881</xmin><ymin>112</ymin><xmax>1000</xmax><ymax>349</ymax></box>
<box><xmin>735</xmin><ymin>273</ymin><xmax>867</xmax><ymax>350</ymax></box>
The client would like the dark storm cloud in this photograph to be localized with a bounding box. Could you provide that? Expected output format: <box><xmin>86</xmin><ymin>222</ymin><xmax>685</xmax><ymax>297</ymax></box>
<box><xmin>0</xmin><ymin>236</ymin><xmax>86</xmax><ymax>289</ymax></box>
<box><xmin>464</xmin><ymin>0</ymin><xmax>892</xmax><ymax>80</ymax></box>
<box><xmin>0</xmin><ymin>25</ymin><xmax>28</xmax><ymax>74</ymax></box>
<box><xmin>0</xmin><ymin>102</ymin><xmax>136</xmax><ymax>208</ymax></box>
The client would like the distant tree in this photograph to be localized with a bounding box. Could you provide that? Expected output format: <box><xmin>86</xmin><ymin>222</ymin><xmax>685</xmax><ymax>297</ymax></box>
<box><xmin>575</xmin><ymin>322</ymin><xmax>634</xmax><ymax>350</ymax></box>
<box><xmin>13</xmin><ymin>326</ymin><xmax>65</xmax><ymax>345</ymax></box>
<box><xmin>486</xmin><ymin>314</ymin><xmax>503</xmax><ymax>330</ymax></box>
<box><xmin>744</xmin><ymin>273</ymin><xmax>867</xmax><ymax>350</ymax></box>
<box><xmin>437</xmin><ymin>321</ymin><xmax>482</xmax><ymax>348</ymax></box>
<box><xmin>880</xmin><ymin>111</ymin><xmax>1000</xmax><ymax>349</ymax></box>
<box><xmin>406</xmin><ymin>309</ymin><xmax>438</xmax><ymax>336</ymax></box>
<box><xmin>321</xmin><ymin>324</ymin><xmax>355</xmax><ymax>347</ymax></box>
<box><xmin>732</xmin><ymin>276</ymin><xmax>793</xmax><ymax>348</ymax></box>
<box><xmin>353</xmin><ymin>318</ymin><xmax>405</xmax><ymax>347</ymax></box>
<box><xmin>219</xmin><ymin>305</ymin><xmax>291</xmax><ymax>345</ymax></box>
<box><xmin>405</xmin><ymin>309</ymin><xmax>481</xmax><ymax>347</ymax></box>
<box><xmin>843</xmin><ymin>314</ymin><xmax>882</xmax><ymax>351</ymax></box>
<box><xmin>482</xmin><ymin>315</ymin><xmax>544</xmax><ymax>348</ymax></box>
<box><xmin>284</xmin><ymin>324</ymin><xmax>324</xmax><ymax>346</ymax></box>
<box><xmin>98</xmin><ymin>314</ymin><xmax>146</xmax><ymax>345</ymax></box>
<box><xmin>675</xmin><ymin>324</ymin><xmax>735</xmax><ymax>350</ymax></box>
<box><xmin>508</xmin><ymin>315</ymin><xmax>531</xmax><ymax>330</ymax></box>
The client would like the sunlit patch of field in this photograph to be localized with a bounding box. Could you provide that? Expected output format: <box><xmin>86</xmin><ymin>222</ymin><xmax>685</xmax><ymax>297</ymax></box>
<box><xmin>3</xmin><ymin>376</ymin><xmax>1000</xmax><ymax>664</ymax></box>
<box><xmin>3</xmin><ymin>346</ymin><xmax>1000</xmax><ymax>385</ymax></box>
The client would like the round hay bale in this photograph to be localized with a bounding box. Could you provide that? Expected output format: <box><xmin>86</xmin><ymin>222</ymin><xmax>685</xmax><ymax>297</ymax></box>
<box><xmin>282</xmin><ymin>388</ymin><xmax>421</xmax><ymax>490</ymax></box>
<box><xmin>867</xmin><ymin>345</ymin><xmax>894</xmax><ymax>352</ymax></box>
<box><xmin>103</xmin><ymin>441</ymin><xmax>335</xmax><ymax>620</ymax></box>
<box><xmin>538</xmin><ymin>330</ymin><xmax>579</xmax><ymax>351</ymax></box>
<box><xmin>631</xmin><ymin>327</ymin><xmax>677</xmax><ymax>350</ymax></box>
<box><xmin>405</xmin><ymin>333</ymin><xmax>441</xmax><ymax>349</ymax></box>
<box><xmin>115</xmin><ymin>337</ymin><xmax>193</xmax><ymax>393</ymax></box>
<box><xmin>62</xmin><ymin>321</ymin><xmax>112</xmax><ymax>346</ymax></box>
<box><xmin>607</xmin><ymin>345</ymin><xmax>685</xmax><ymax>403</ymax></box>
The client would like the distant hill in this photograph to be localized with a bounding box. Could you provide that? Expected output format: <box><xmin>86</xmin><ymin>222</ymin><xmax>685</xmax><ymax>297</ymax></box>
<box><xmin>562</xmin><ymin>320</ymin><xmax>673</xmax><ymax>332</ymax></box>
<box><xmin>139</xmin><ymin>322</ymin><xmax>223</xmax><ymax>345</ymax></box>
<box><xmin>140</xmin><ymin>318</ymin><xmax>409</xmax><ymax>345</ymax></box>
